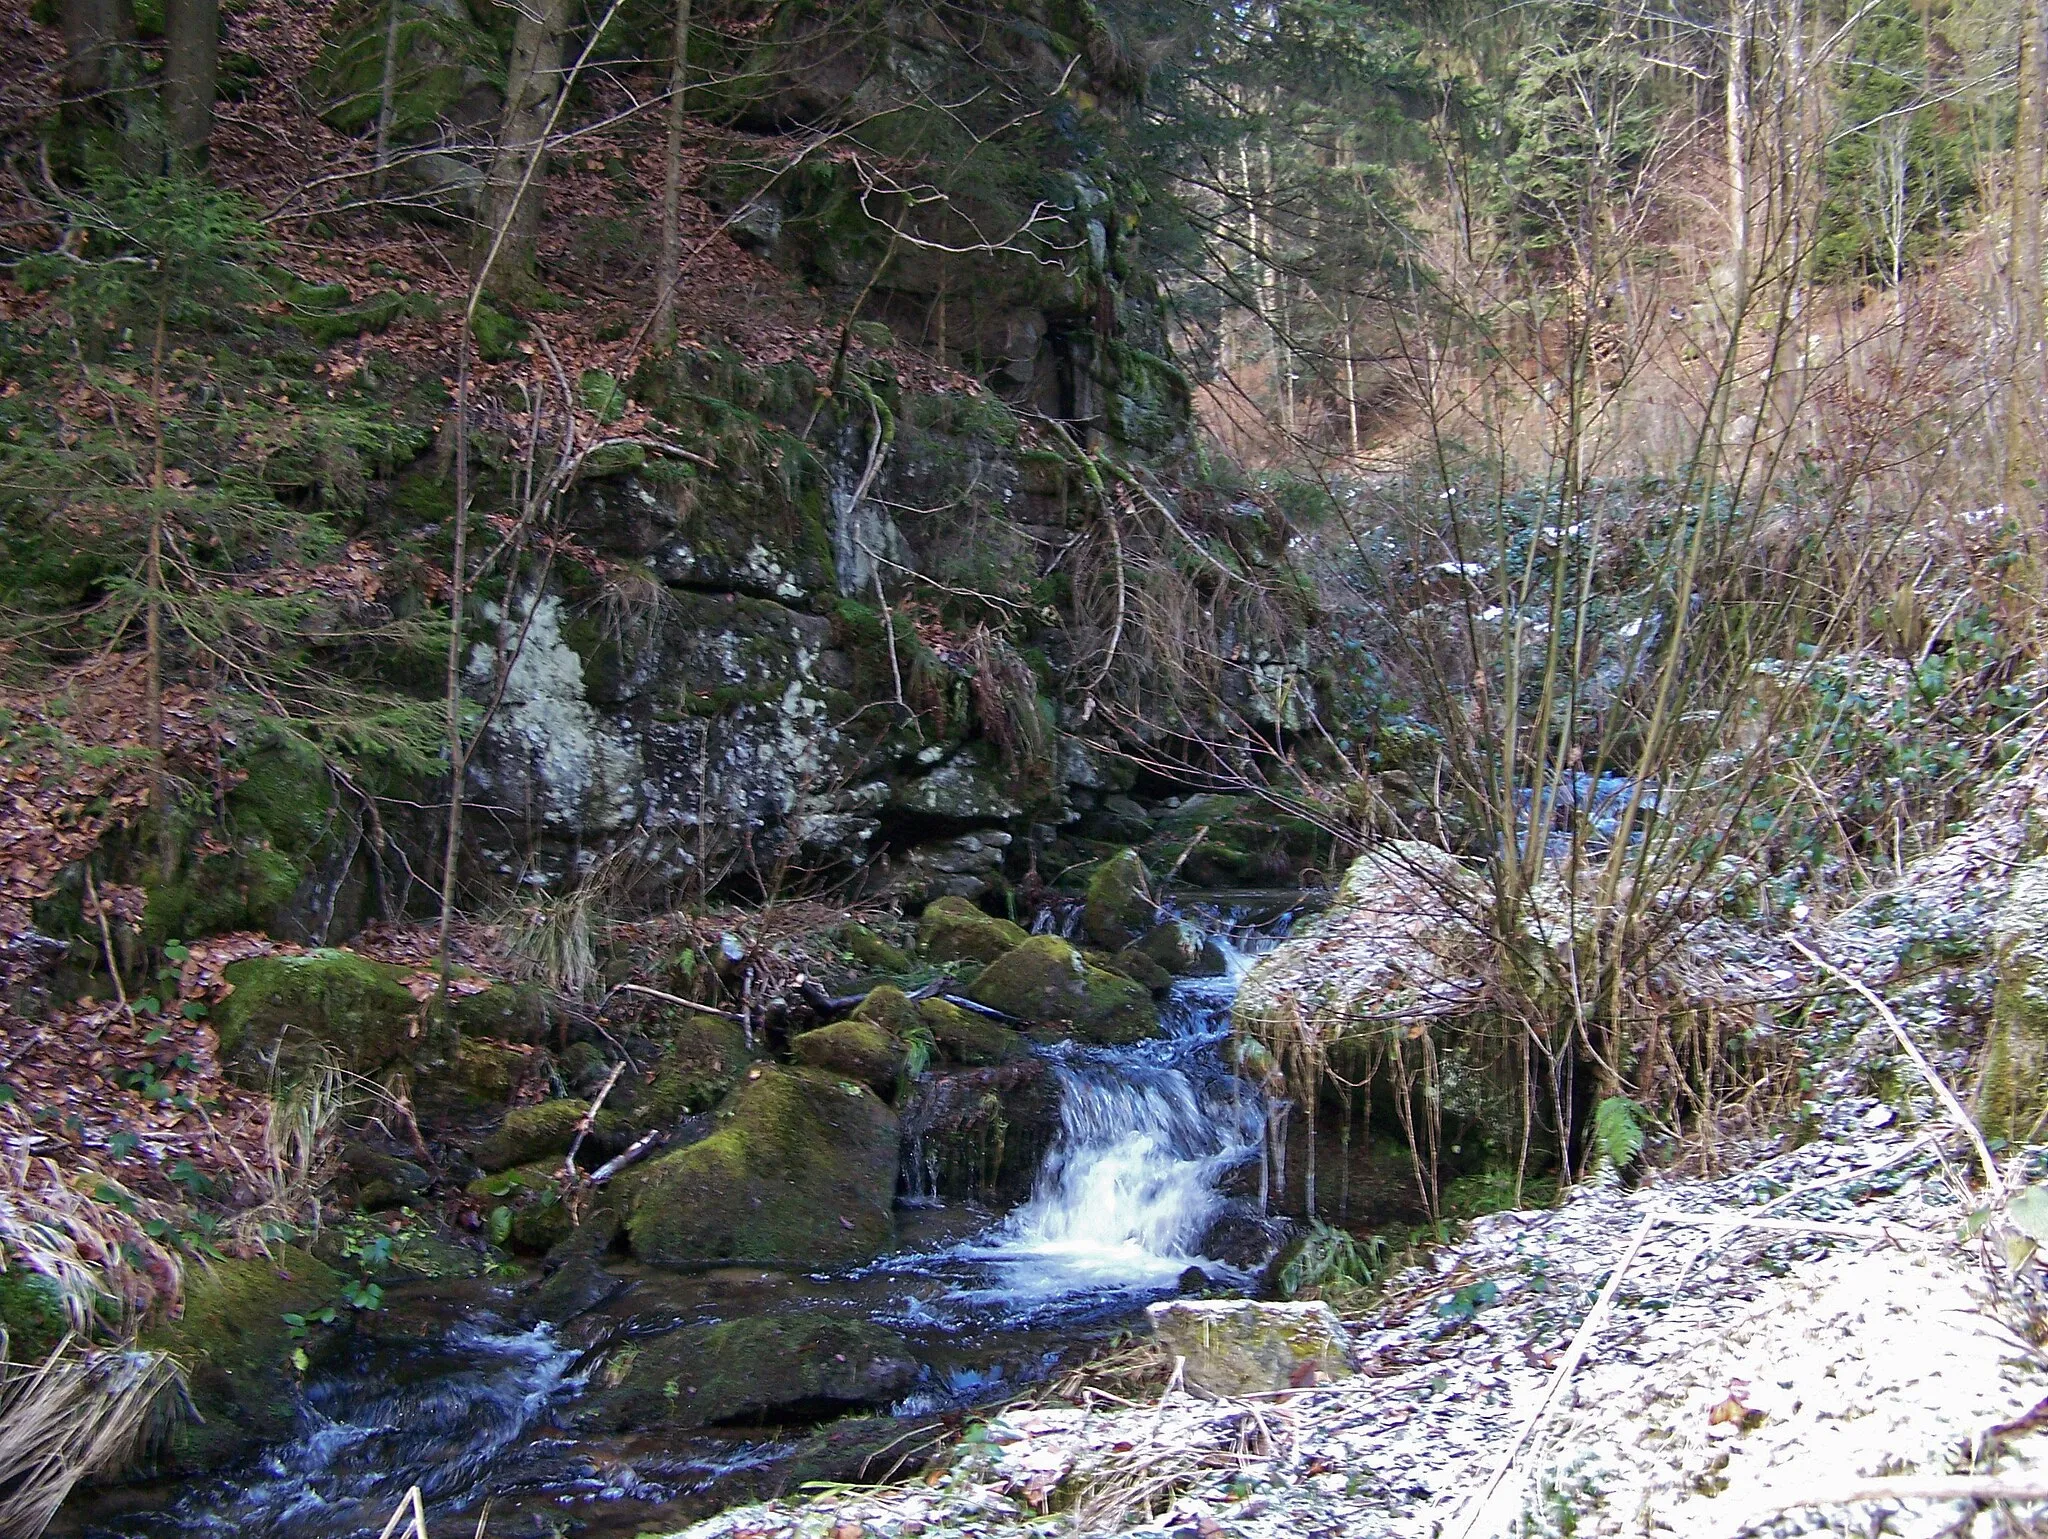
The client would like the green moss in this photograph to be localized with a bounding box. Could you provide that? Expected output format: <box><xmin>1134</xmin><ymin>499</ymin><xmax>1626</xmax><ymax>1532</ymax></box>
<box><xmin>142</xmin><ymin>1247</ymin><xmax>345</xmax><ymax>1472</ymax></box>
<box><xmin>1985</xmin><ymin>857</ymin><xmax>2048</xmax><ymax>1141</ymax></box>
<box><xmin>444</xmin><ymin>981</ymin><xmax>547</xmax><ymax>1042</ymax></box>
<box><xmin>1108</xmin><ymin>945</ymin><xmax>1173</xmax><ymax>992</ymax></box>
<box><xmin>308</xmin><ymin>0</ymin><xmax>500</xmax><ymax>140</ymax></box>
<box><xmin>919</xmin><ymin>895</ymin><xmax>1028</xmax><ymax>965</ymax></box>
<box><xmin>842</xmin><ymin>922</ymin><xmax>911</xmax><ymax>974</ymax></box>
<box><xmin>470</xmin><ymin>301</ymin><xmax>527</xmax><ymax>362</ymax></box>
<box><xmin>1082</xmin><ymin>848</ymin><xmax>1155</xmax><ymax>950</ymax></box>
<box><xmin>634</xmin><ymin>1012</ymin><xmax>752</xmax><ymax>1127</ymax></box>
<box><xmin>851</xmin><ymin>983</ymin><xmax>921</xmax><ymax>1037</ymax></box>
<box><xmin>472</xmin><ymin>1099</ymin><xmax>592</xmax><ymax>1173</ymax></box>
<box><xmin>0</xmin><ymin>1269</ymin><xmax>68</xmax><ymax>1361</ymax></box>
<box><xmin>967</xmin><ymin>934</ymin><xmax>1159</xmax><ymax>1045</ymax></box>
<box><xmin>625</xmin><ymin>1065</ymin><xmax>898</xmax><ymax>1267</ymax></box>
<box><xmin>466</xmin><ymin>1160</ymin><xmax>573</xmax><ymax>1253</ymax></box>
<box><xmin>918</xmin><ymin>997</ymin><xmax>1025</xmax><ymax>1066</ymax></box>
<box><xmin>790</xmin><ymin>1017</ymin><xmax>904</xmax><ymax>1100</ymax></box>
<box><xmin>213</xmin><ymin>950</ymin><xmax>423</xmax><ymax>1084</ymax></box>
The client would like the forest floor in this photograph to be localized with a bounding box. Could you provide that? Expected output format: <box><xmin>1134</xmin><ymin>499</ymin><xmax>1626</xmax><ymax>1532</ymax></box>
<box><xmin>672</xmin><ymin>779</ymin><xmax>2048</xmax><ymax>1539</ymax></box>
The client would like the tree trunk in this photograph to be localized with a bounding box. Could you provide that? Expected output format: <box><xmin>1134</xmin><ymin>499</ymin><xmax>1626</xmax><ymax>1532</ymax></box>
<box><xmin>60</xmin><ymin>0</ymin><xmax>147</xmax><ymax>155</ymax></box>
<box><xmin>2009</xmin><ymin>0</ymin><xmax>2046</xmax><ymax>538</ymax></box>
<box><xmin>371</xmin><ymin>0</ymin><xmax>403</xmax><ymax>195</ymax></box>
<box><xmin>1725</xmin><ymin>0</ymin><xmax>1750</xmax><ymax>310</ymax></box>
<box><xmin>476</xmin><ymin>0</ymin><xmax>574</xmax><ymax>298</ymax></box>
<box><xmin>163</xmin><ymin>0</ymin><xmax>219</xmax><ymax>168</ymax></box>
<box><xmin>652</xmin><ymin>0</ymin><xmax>692</xmax><ymax>346</ymax></box>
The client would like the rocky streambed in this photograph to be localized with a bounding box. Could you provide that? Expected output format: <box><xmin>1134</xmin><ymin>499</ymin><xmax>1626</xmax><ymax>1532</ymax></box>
<box><xmin>56</xmin><ymin>894</ymin><xmax>1308</xmax><ymax>1539</ymax></box>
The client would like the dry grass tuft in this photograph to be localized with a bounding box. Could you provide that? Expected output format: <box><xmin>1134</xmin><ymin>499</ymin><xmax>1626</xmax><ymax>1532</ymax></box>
<box><xmin>0</xmin><ymin>1343</ymin><xmax>188</xmax><ymax>1537</ymax></box>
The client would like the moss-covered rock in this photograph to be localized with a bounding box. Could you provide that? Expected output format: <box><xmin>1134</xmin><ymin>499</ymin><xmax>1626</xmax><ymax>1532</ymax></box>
<box><xmin>851</xmin><ymin>983</ymin><xmax>922</xmax><ymax>1037</ymax></box>
<box><xmin>212</xmin><ymin>950</ymin><xmax>423</xmax><ymax>1085</ymax></box>
<box><xmin>579</xmin><ymin>1313</ymin><xmax>917</xmax><ymax>1432</ymax></box>
<box><xmin>1138</xmin><ymin>920</ymin><xmax>1229</xmax><ymax>977</ymax></box>
<box><xmin>1108</xmin><ymin>945</ymin><xmax>1174</xmax><ymax>993</ymax></box>
<box><xmin>1083</xmin><ymin>848</ymin><xmax>1156</xmax><ymax>951</ymax></box>
<box><xmin>445</xmin><ymin>982</ymin><xmax>549</xmax><ymax>1043</ymax></box>
<box><xmin>472</xmin><ymin>1099</ymin><xmax>590</xmax><ymax>1173</ymax></box>
<box><xmin>918</xmin><ymin>996</ymin><xmax>1026</xmax><ymax>1066</ymax></box>
<box><xmin>308</xmin><ymin>0</ymin><xmax>500</xmax><ymax>143</ymax></box>
<box><xmin>899</xmin><ymin>1058</ymin><xmax>1059</xmax><ymax>1205</ymax></box>
<box><xmin>1145</xmin><ymin>1299</ymin><xmax>1354</xmax><ymax>1396</ymax></box>
<box><xmin>626</xmin><ymin>1066</ymin><xmax>898</xmax><ymax>1267</ymax></box>
<box><xmin>842</xmin><ymin>922</ymin><xmax>912</xmax><ymax>974</ymax></box>
<box><xmin>790</xmin><ymin>1017</ymin><xmax>904</xmax><ymax>1100</ymax></box>
<box><xmin>424</xmin><ymin>1035</ymin><xmax>531</xmax><ymax>1112</ymax></box>
<box><xmin>633</xmin><ymin>1012</ymin><xmax>752</xmax><ymax>1127</ymax></box>
<box><xmin>967</xmin><ymin>934</ymin><xmax>1159</xmax><ymax>1045</ymax></box>
<box><xmin>0</xmin><ymin>1269</ymin><xmax>68</xmax><ymax>1361</ymax></box>
<box><xmin>467</xmin><ymin>1160</ymin><xmax>573</xmax><ymax>1253</ymax></box>
<box><xmin>1985</xmin><ymin>857</ymin><xmax>2048</xmax><ymax>1140</ymax></box>
<box><xmin>918</xmin><ymin>895</ymin><xmax>1030</xmax><ymax>965</ymax></box>
<box><xmin>142</xmin><ymin>1247</ymin><xmax>346</xmax><ymax>1472</ymax></box>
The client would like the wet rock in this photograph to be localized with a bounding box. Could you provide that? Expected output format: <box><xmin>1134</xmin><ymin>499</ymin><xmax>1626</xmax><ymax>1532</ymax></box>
<box><xmin>526</xmin><ymin>1207</ymin><xmax>626</xmax><ymax>1326</ymax></box>
<box><xmin>580</xmin><ymin>1313</ymin><xmax>917</xmax><ymax>1431</ymax></box>
<box><xmin>343</xmin><ymin>1144</ymin><xmax>434</xmax><ymax>1208</ymax></box>
<box><xmin>1145</xmin><ymin>1299</ymin><xmax>1355</xmax><ymax>1396</ymax></box>
<box><xmin>625</xmin><ymin>1065</ymin><xmax>898</xmax><ymax>1267</ymax></box>
<box><xmin>1138</xmin><ymin>920</ymin><xmax>1230</xmax><ymax>978</ymax></box>
<box><xmin>919</xmin><ymin>895</ymin><xmax>1029</xmax><ymax>965</ymax></box>
<box><xmin>968</xmin><ymin>934</ymin><xmax>1159</xmax><ymax>1045</ymax></box>
<box><xmin>791</xmin><ymin>1017</ymin><xmax>905</xmax><ymax>1100</ymax></box>
<box><xmin>1083</xmin><ymin>848</ymin><xmax>1157</xmax><ymax>951</ymax></box>
<box><xmin>899</xmin><ymin>1058</ymin><xmax>1060</xmax><ymax>1205</ymax></box>
<box><xmin>1109</xmin><ymin>945</ymin><xmax>1174</xmax><ymax>993</ymax></box>
<box><xmin>1145</xmin><ymin>793</ymin><xmax>1327</xmax><ymax>887</ymax></box>
<box><xmin>213</xmin><ymin>950</ymin><xmax>430</xmax><ymax>1085</ymax></box>
<box><xmin>919</xmin><ymin>996</ymin><xmax>1027</xmax><ymax>1066</ymax></box>
<box><xmin>472</xmin><ymin>1099</ymin><xmax>591</xmax><ymax>1173</ymax></box>
<box><xmin>633</xmin><ymin>1012</ymin><xmax>753</xmax><ymax>1128</ymax></box>
<box><xmin>422</xmin><ymin>1036</ymin><xmax>535</xmax><ymax>1114</ymax></box>
<box><xmin>141</xmin><ymin>1247</ymin><xmax>347</xmax><ymax>1472</ymax></box>
<box><xmin>1197</xmin><ymin>1203</ymin><xmax>1295</xmax><ymax>1276</ymax></box>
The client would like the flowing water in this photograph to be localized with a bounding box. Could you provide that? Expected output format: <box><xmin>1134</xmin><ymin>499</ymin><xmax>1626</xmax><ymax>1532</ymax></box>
<box><xmin>62</xmin><ymin>899</ymin><xmax>1300</xmax><ymax>1539</ymax></box>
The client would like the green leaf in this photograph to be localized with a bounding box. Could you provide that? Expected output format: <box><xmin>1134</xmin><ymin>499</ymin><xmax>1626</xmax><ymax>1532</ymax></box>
<box><xmin>142</xmin><ymin>1024</ymin><xmax>168</xmax><ymax>1045</ymax></box>
<box><xmin>489</xmin><ymin>1205</ymin><xmax>513</xmax><ymax>1246</ymax></box>
<box><xmin>108</xmin><ymin>1130</ymin><xmax>140</xmax><ymax>1158</ymax></box>
<box><xmin>290</xmin><ymin>1347</ymin><xmax>309</xmax><ymax>1373</ymax></box>
<box><xmin>2008</xmin><ymin>1185</ymin><xmax>2048</xmax><ymax>1245</ymax></box>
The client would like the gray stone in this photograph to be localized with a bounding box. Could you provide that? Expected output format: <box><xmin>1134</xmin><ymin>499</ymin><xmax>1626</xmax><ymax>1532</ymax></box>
<box><xmin>1145</xmin><ymin>1299</ymin><xmax>1355</xmax><ymax>1396</ymax></box>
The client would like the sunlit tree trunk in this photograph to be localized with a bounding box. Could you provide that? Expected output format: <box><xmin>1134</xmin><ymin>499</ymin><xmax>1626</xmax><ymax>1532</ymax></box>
<box><xmin>2009</xmin><ymin>0</ymin><xmax>2045</xmax><ymax>539</ymax></box>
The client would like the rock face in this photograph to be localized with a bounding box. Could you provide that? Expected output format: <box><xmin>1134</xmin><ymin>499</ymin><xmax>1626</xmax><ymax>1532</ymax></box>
<box><xmin>1145</xmin><ymin>1299</ymin><xmax>1355</xmax><ymax>1396</ymax></box>
<box><xmin>213</xmin><ymin>950</ymin><xmax>436</xmax><ymax>1085</ymax></box>
<box><xmin>581</xmin><ymin>1314</ymin><xmax>918</xmax><ymax>1432</ymax></box>
<box><xmin>900</xmin><ymin>1058</ymin><xmax>1061</xmax><ymax>1206</ymax></box>
<box><xmin>625</xmin><ymin>1065</ymin><xmax>899</xmax><ymax>1267</ymax></box>
<box><xmin>1985</xmin><ymin>856</ymin><xmax>2048</xmax><ymax>1139</ymax></box>
<box><xmin>968</xmin><ymin>934</ymin><xmax>1159</xmax><ymax>1045</ymax></box>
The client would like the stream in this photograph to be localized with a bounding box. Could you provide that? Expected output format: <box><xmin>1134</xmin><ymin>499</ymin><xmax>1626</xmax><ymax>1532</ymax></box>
<box><xmin>61</xmin><ymin>899</ymin><xmax>1299</xmax><ymax>1539</ymax></box>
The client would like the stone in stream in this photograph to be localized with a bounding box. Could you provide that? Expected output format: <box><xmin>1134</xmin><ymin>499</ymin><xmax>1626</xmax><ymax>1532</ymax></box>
<box><xmin>1145</xmin><ymin>1299</ymin><xmax>1356</xmax><ymax>1396</ymax></box>
<box><xmin>899</xmin><ymin>1057</ymin><xmax>1061</xmax><ymax>1205</ymax></box>
<box><xmin>1137</xmin><ymin>919</ymin><xmax>1230</xmax><ymax>977</ymax></box>
<box><xmin>791</xmin><ymin>1017</ymin><xmax>906</xmax><ymax>1100</ymax></box>
<box><xmin>623</xmin><ymin>1064</ymin><xmax>899</xmax><ymax>1266</ymax></box>
<box><xmin>1082</xmin><ymin>847</ymin><xmax>1157</xmax><ymax>951</ymax></box>
<box><xmin>967</xmin><ymin>933</ymin><xmax>1159</xmax><ymax>1045</ymax></box>
<box><xmin>917</xmin><ymin>996</ymin><xmax>1028</xmax><ymax>1066</ymax></box>
<box><xmin>579</xmin><ymin>1313</ymin><xmax>918</xmax><ymax>1431</ymax></box>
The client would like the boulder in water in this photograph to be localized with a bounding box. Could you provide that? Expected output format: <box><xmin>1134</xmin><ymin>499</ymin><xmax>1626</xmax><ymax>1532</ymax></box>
<box><xmin>919</xmin><ymin>895</ymin><xmax>1029</xmax><ymax>964</ymax></box>
<box><xmin>624</xmin><ymin>1065</ymin><xmax>898</xmax><ymax>1266</ymax></box>
<box><xmin>1108</xmin><ymin>944</ymin><xmax>1174</xmax><ymax>993</ymax></box>
<box><xmin>899</xmin><ymin>1057</ymin><xmax>1060</xmax><ymax>1204</ymax></box>
<box><xmin>919</xmin><ymin>996</ymin><xmax>1027</xmax><ymax>1066</ymax></box>
<box><xmin>1138</xmin><ymin>919</ymin><xmax>1230</xmax><ymax>977</ymax></box>
<box><xmin>968</xmin><ymin>934</ymin><xmax>1159</xmax><ymax>1045</ymax></box>
<box><xmin>580</xmin><ymin>1313</ymin><xmax>917</xmax><ymax>1431</ymax></box>
<box><xmin>1198</xmin><ymin>1202</ymin><xmax>1295</xmax><ymax>1276</ymax></box>
<box><xmin>1083</xmin><ymin>848</ymin><xmax>1156</xmax><ymax>950</ymax></box>
<box><xmin>1145</xmin><ymin>1298</ymin><xmax>1355</xmax><ymax>1396</ymax></box>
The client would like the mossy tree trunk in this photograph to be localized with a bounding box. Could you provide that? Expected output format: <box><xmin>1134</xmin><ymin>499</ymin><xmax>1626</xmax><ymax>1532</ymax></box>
<box><xmin>59</xmin><ymin>0</ymin><xmax>151</xmax><ymax>165</ymax></box>
<box><xmin>652</xmin><ymin>0</ymin><xmax>691</xmax><ymax>346</ymax></box>
<box><xmin>476</xmin><ymin>0</ymin><xmax>574</xmax><ymax>300</ymax></box>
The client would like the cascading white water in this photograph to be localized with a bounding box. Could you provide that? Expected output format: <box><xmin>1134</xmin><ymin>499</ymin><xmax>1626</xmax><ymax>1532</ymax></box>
<box><xmin>953</xmin><ymin>920</ymin><xmax>1281</xmax><ymax>1308</ymax></box>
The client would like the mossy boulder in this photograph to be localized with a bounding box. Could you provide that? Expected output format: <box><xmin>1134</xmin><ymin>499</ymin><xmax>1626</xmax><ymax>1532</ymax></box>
<box><xmin>967</xmin><ymin>934</ymin><xmax>1159</xmax><ymax>1045</ymax></box>
<box><xmin>142</xmin><ymin>1247</ymin><xmax>346</xmax><ymax>1472</ymax></box>
<box><xmin>1985</xmin><ymin>857</ymin><xmax>2048</xmax><ymax>1140</ymax></box>
<box><xmin>308</xmin><ymin>0</ymin><xmax>501</xmax><ymax>144</ymax></box>
<box><xmin>899</xmin><ymin>1058</ymin><xmax>1060</xmax><ymax>1205</ymax></box>
<box><xmin>472</xmin><ymin>1098</ymin><xmax>591</xmax><ymax>1173</ymax></box>
<box><xmin>1138</xmin><ymin>920</ymin><xmax>1230</xmax><ymax>977</ymax></box>
<box><xmin>790</xmin><ymin>1018</ymin><xmax>904</xmax><ymax>1100</ymax></box>
<box><xmin>625</xmin><ymin>1066</ymin><xmax>898</xmax><ymax>1267</ymax></box>
<box><xmin>1145</xmin><ymin>1299</ymin><xmax>1354</xmax><ymax>1396</ymax></box>
<box><xmin>919</xmin><ymin>895</ymin><xmax>1029</xmax><ymax>965</ymax></box>
<box><xmin>919</xmin><ymin>996</ymin><xmax>1026</xmax><ymax>1066</ymax></box>
<box><xmin>213</xmin><ymin>950</ymin><xmax>423</xmax><ymax>1085</ymax></box>
<box><xmin>467</xmin><ymin>1160</ymin><xmax>573</xmax><ymax>1253</ymax></box>
<box><xmin>633</xmin><ymin>1012</ymin><xmax>753</xmax><ymax>1127</ymax></box>
<box><xmin>842</xmin><ymin>922</ymin><xmax>912</xmax><ymax>974</ymax></box>
<box><xmin>445</xmin><ymin>981</ymin><xmax>549</xmax><ymax>1043</ymax></box>
<box><xmin>1108</xmin><ymin>946</ymin><xmax>1174</xmax><ymax>993</ymax></box>
<box><xmin>0</xmin><ymin>1270</ymin><xmax>68</xmax><ymax>1361</ymax></box>
<box><xmin>1083</xmin><ymin>848</ymin><xmax>1156</xmax><ymax>951</ymax></box>
<box><xmin>579</xmin><ymin>1313</ymin><xmax>917</xmax><ymax>1432</ymax></box>
<box><xmin>851</xmin><ymin>983</ymin><xmax>922</xmax><ymax>1037</ymax></box>
<box><xmin>422</xmin><ymin>1035</ymin><xmax>531</xmax><ymax>1113</ymax></box>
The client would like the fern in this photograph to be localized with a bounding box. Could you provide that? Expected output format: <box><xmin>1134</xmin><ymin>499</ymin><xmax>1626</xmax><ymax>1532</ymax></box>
<box><xmin>1592</xmin><ymin>1096</ymin><xmax>1645</xmax><ymax>1172</ymax></box>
